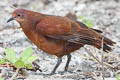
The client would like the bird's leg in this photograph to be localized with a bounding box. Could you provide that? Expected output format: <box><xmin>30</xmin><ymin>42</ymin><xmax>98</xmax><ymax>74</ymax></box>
<box><xmin>50</xmin><ymin>42</ymin><xmax>69</xmax><ymax>75</ymax></box>
<box><xmin>64</xmin><ymin>54</ymin><xmax>72</xmax><ymax>72</ymax></box>
<box><xmin>63</xmin><ymin>42</ymin><xmax>69</xmax><ymax>55</ymax></box>
<box><xmin>50</xmin><ymin>58</ymin><xmax>62</xmax><ymax>75</ymax></box>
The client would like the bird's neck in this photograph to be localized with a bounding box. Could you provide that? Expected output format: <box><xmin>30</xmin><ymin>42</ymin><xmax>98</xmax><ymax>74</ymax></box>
<box><xmin>20</xmin><ymin>12</ymin><xmax>45</xmax><ymax>32</ymax></box>
<box><xmin>20</xmin><ymin>15</ymin><xmax>46</xmax><ymax>43</ymax></box>
<box><xmin>19</xmin><ymin>12</ymin><xmax>49</xmax><ymax>46</ymax></box>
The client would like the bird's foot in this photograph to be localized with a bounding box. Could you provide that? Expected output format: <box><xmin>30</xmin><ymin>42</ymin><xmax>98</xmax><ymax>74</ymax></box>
<box><xmin>39</xmin><ymin>71</ymin><xmax>56</xmax><ymax>76</ymax></box>
<box><xmin>49</xmin><ymin>71</ymin><xmax>56</xmax><ymax>75</ymax></box>
<box><xmin>59</xmin><ymin>70</ymin><xmax>72</xmax><ymax>75</ymax></box>
<box><xmin>41</xmin><ymin>72</ymin><xmax>55</xmax><ymax>77</ymax></box>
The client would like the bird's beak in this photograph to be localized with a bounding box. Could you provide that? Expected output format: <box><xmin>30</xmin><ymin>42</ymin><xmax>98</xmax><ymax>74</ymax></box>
<box><xmin>7</xmin><ymin>17</ymin><xmax>15</xmax><ymax>23</ymax></box>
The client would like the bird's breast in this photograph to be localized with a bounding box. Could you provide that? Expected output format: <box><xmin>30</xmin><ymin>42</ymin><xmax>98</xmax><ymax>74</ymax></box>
<box><xmin>22</xmin><ymin>27</ymin><xmax>64</xmax><ymax>56</ymax></box>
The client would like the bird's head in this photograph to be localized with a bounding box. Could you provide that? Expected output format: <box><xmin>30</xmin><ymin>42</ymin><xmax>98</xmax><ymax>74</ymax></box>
<box><xmin>7</xmin><ymin>8</ymin><xmax>26</xmax><ymax>23</ymax></box>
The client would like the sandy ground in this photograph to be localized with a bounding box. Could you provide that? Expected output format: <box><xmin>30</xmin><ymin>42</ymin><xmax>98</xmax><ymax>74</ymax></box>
<box><xmin>0</xmin><ymin>0</ymin><xmax>120</xmax><ymax>80</ymax></box>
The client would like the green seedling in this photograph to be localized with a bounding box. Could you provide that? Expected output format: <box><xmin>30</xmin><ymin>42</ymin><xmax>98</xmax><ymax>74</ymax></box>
<box><xmin>116</xmin><ymin>72</ymin><xmax>120</xmax><ymax>80</ymax></box>
<box><xmin>0</xmin><ymin>47</ymin><xmax>39</xmax><ymax>69</ymax></box>
<box><xmin>79</xmin><ymin>16</ymin><xmax>93</xmax><ymax>28</ymax></box>
<box><xmin>0</xmin><ymin>77</ymin><xmax>4</xmax><ymax>80</ymax></box>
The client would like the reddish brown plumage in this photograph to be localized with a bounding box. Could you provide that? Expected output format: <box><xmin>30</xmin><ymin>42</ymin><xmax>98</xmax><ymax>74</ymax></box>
<box><xmin>8</xmin><ymin>9</ymin><xmax>115</xmax><ymax>74</ymax></box>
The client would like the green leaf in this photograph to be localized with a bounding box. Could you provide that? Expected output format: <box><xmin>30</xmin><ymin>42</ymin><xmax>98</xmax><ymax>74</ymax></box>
<box><xmin>14</xmin><ymin>60</ymin><xmax>24</xmax><ymax>68</ymax></box>
<box><xmin>0</xmin><ymin>77</ymin><xmax>4</xmax><ymax>80</ymax></box>
<box><xmin>79</xmin><ymin>16</ymin><xmax>85</xmax><ymax>22</ymax></box>
<box><xmin>5</xmin><ymin>48</ymin><xmax>17</xmax><ymax>64</ymax></box>
<box><xmin>79</xmin><ymin>16</ymin><xmax>93</xmax><ymax>28</ymax></box>
<box><xmin>0</xmin><ymin>59</ymin><xmax>6</xmax><ymax>64</ymax></box>
<box><xmin>24</xmin><ymin>56</ymin><xmax>39</xmax><ymax>64</ymax></box>
<box><xmin>85</xmin><ymin>19</ymin><xmax>93</xmax><ymax>28</ymax></box>
<box><xmin>25</xmin><ymin>64</ymin><xmax>33</xmax><ymax>69</ymax></box>
<box><xmin>116</xmin><ymin>73</ymin><xmax>120</xmax><ymax>80</ymax></box>
<box><xmin>20</xmin><ymin>47</ymin><xmax>32</xmax><ymax>62</ymax></box>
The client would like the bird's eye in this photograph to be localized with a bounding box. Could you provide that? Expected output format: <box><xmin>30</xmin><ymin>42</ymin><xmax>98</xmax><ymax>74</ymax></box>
<box><xmin>17</xmin><ymin>14</ymin><xmax>21</xmax><ymax>17</ymax></box>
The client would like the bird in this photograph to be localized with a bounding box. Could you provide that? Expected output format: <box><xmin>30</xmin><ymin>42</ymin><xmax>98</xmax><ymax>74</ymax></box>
<box><xmin>7</xmin><ymin>8</ymin><xmax>115</xmax><ymax>75</ymax></box>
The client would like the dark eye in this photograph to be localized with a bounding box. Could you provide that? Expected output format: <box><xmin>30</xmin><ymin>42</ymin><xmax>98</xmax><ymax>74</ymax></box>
<box><xmin>17</xmin><ymin>14</ymin><xmax>21</xmax><ymax>17</ymax></box>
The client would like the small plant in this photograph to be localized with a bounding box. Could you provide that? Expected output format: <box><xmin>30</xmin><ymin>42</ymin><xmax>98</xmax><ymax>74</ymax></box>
<box><xmin>116</xmin><ymin>72</ymin><xmax>120</xmax><ymax>80</ymax></box>
<box><xmin>0</xmin><ymin>47</ymin><xmax>39</xmax><ymax>80</ymax></box>
<box><xmin>79</xmin><ymin>16</ymin><xmax>93</xmax><ymax>28</ymax></box>
<box><xmin>0</xmin><ymin>77</ymin><xmax>4</xmax><ymax>80</ymax></box>
<box><xmin>0</xmin><ymin>47</ymin><xmax>39</xmax><ymax>69</ymax></box>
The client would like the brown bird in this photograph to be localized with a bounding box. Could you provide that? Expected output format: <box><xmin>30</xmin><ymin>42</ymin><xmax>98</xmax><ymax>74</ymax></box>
<box><xmin>7</xmin><ymin>9</ymin><xmax>115</xmax><ymax>75</ymax></box>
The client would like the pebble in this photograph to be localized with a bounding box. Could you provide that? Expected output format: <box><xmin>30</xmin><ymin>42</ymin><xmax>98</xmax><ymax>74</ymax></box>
<box><xmin>0</xmin><ymin>0</ymin><xmax>120</xmax><ymax>80</ymax></box>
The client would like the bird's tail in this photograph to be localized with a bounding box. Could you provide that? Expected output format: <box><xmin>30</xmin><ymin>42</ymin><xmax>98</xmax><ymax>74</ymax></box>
<box><xmin>92</xmin><ymin>36</ymin><xmax>115</xmax><ymax>52</ymax></box>
<box><xmin>76</xmin><ymin>21</ymin><xmax>115</xmax><ymax>52</ymax></box>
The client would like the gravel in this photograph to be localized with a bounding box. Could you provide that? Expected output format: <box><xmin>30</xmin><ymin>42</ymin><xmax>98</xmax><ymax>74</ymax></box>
<box><xmin>0</xmin><ymin>0</ymin><xmax>120</xmax><ymax>80</ymax></box>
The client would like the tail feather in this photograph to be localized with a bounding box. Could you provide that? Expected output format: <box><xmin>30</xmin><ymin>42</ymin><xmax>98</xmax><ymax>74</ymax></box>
<box><xmin>75</xmin><ymin>36</ymin><xmax>115</xmax><ymax>52</ymax></box>
<box><xmin>104</xmin><ymin>37</ymin><xmax>116</xmax><ymax>46</ymax></box>
<box><xmin>92</xmin><ymin>36</ymin><xmax>115</xmax><ymax>52</ymax></box>
<box><xmin>76</xmin><ymin>20</ymin><xmax>115</xmax><ymax>52</ymax></box>
<box><xmin>103</xmin><ymin>44</ymin><xmax>112</xmax><ymax>51</ymax></box>
<box><xmin>74</xmin><ymin>35</ymin><xmax>115</xmax><ymax>52</ymax></box>
<box><xmin>94</xmin><ymin>42</ymin><xmax>112</xmax><ymax>52</ymax></box>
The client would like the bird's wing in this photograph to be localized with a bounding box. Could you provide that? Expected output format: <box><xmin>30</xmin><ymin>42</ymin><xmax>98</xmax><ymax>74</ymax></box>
<box><xmin>36</xmin><ymin>16</ymin><xmax>102</xmax><ymax>44</ymax></box>
<box><xmin>36</xmin><ymin>16</ymin><xmax>115</xmax><ymax>52</ymax></box>
<box><xmin>76</xmin><ymin>21</ymin><xmax>103</xmax><ymax>33</ymax></box>
<box><xmin>36</xmin><ymin>16</ymin><xmax>81</xmax><ymax>35</ymax></box>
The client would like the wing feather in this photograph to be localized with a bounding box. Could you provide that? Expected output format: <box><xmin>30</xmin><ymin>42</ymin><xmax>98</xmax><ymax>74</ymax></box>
<box><xmin>36</xmin><ymin>16</ymin><xmax>115</xmax><ymax>52</ymax></box>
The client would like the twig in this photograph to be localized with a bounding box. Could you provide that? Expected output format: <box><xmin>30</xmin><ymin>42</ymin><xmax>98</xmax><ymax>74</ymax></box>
<box><xmin>84</xmin><ymin>48</ymin><xmax>114</xmax><ymax>69</ymax></box>
<box><xmin>101</xmin><ymin>37</ymin><xmax>105</xmax><ymax>80</ymax></box>
<box><xmin>91</xmin><ymin>72</ymin><xmax>102</xmax><ymax>80</ymax></box>
<box><xmin>0</xmin><ymin>63</ymin><xmax>14</xmax><ymax>67</ymax></box>
<box><xmin>9</xmin><ymin>68</ymin><xmax>19</xmax><ymax>80</ymax></box>
<box><xmin>49</xmin><ymin>72</ymin><xmax>102</xmax><ymax>80</ymax></box>
<box><xmin>51</xmin><ymin>72</ymin><xmax>96</xmax><ymax>78</ymax></box>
